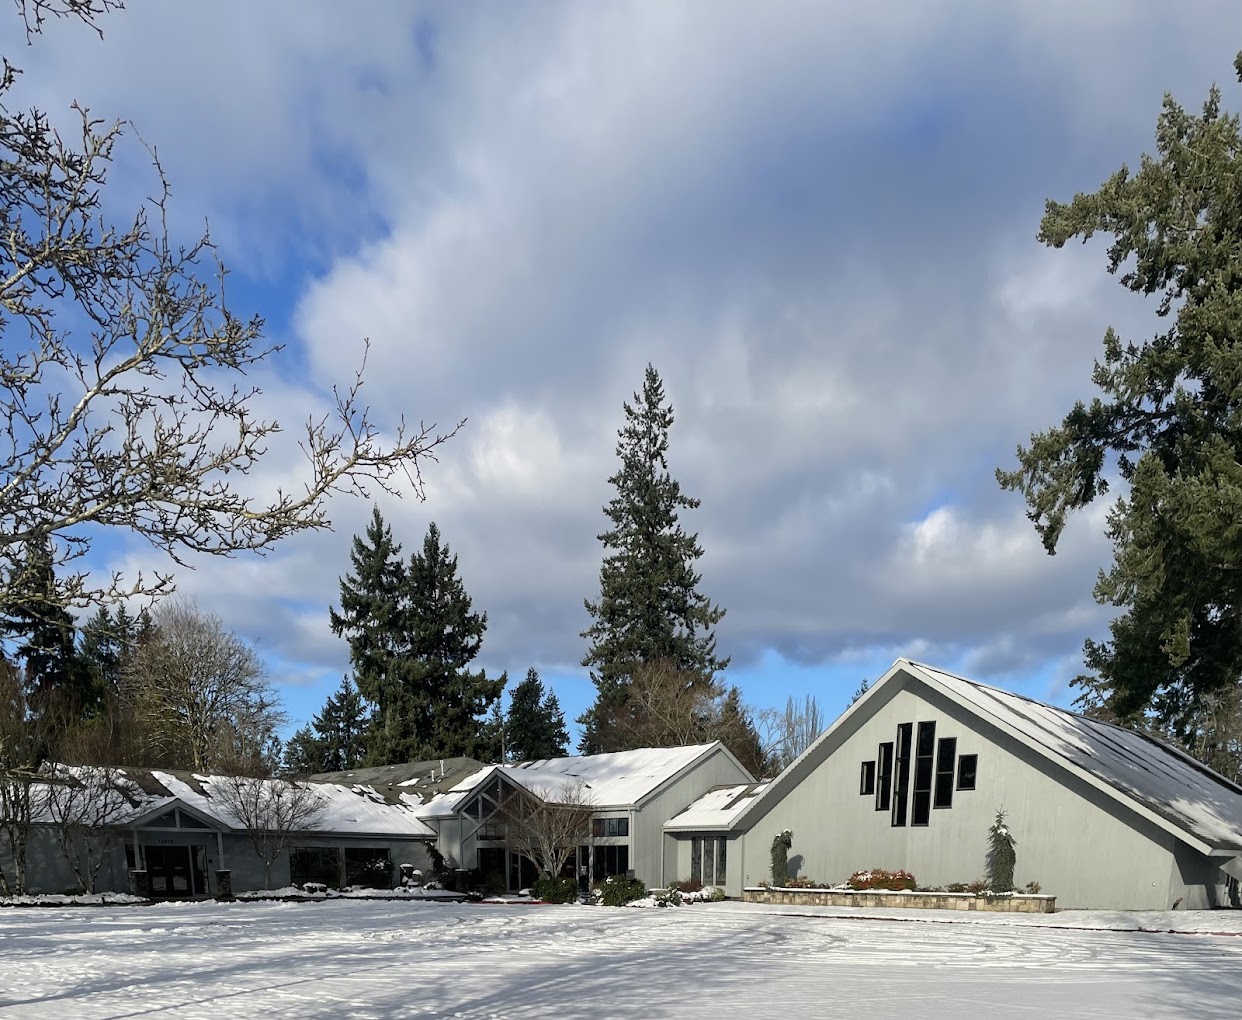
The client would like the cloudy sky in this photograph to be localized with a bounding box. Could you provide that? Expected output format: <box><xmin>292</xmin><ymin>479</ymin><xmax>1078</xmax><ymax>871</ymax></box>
<box><xmin>12</xmin><ymin>1</ymin><xmax>1242</xmax><ymax>743</ymax></box>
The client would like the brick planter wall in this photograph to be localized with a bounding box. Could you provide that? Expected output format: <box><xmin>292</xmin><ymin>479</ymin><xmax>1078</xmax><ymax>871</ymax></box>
<box><xmin>743</xmin><ymin>887</ymin><xmax>1056</xmax><ymax>913</ymax></box>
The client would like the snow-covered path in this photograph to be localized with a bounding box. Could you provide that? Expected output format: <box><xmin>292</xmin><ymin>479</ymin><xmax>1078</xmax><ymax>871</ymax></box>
<box><xmin>1</xmin><ymin>900</ymin><xmax>1239</xmax><ymax>1019</ymax></box>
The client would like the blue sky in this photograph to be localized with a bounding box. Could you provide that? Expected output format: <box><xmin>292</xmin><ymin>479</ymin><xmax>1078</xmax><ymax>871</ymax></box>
<box><xmin>11</xmin><ymin>0</ymin><xmax>1242</xmax><ymax>747</ymax></box>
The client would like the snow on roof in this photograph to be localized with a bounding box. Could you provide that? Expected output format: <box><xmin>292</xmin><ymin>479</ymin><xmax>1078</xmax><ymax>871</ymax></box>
<box><xmin>908</xmin><ymin>661</ymin><xmax>1242</xmax><ymax>853</ymax></box>
<box><xmin>150</xmin><ymin>771</ymin><xmax>436</xmax><ymax>838</ymax></box>
<box><xmin>423</xmin><ymin>744</ymin><xmax>722</xmax><ymax>813</ymax></box>
<box><xmin>664</xmin><ymin>783</ymin><xmax>770</xmax><ymax>831</ymax></box>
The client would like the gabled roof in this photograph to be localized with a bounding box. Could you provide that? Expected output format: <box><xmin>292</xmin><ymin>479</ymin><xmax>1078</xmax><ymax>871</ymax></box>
<box><xmin>728</xmin><ymin>659</ymin><xmax>1242</xmax><ymax>854</ymax></box>
<box><xmin>664</xmin><ymin>782</ymin><xmax>769</xmax><ymax>831</ymax></box>
<box><xmin>28</xmin><ymin>765</ymin><xmax>436</xmax><ymax>839</ymax></box>
<box><xmin>905</xmin><ymin>661</ymin><xmax>1242</xmax><ymax>854</ymax></box>
<box><xmin>418</xmin><ymin>743</ymin><xmax>738</xmax><ymax>817</ymax></box>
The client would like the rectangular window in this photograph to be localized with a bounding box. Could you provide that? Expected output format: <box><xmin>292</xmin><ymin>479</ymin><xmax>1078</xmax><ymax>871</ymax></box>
<box><xmin>860</xmin><ymin>760</ymin><xmax>876</xmax><ymax>796</ymax></box>
<box><xmin>593</xmin><ymin>844</ymin><xmax>630</xmax><ymax>881</ymax></box>
<box><xmin>344</xmin><ymin>847</ymin><xmax>391</xmax><ymax>888</ymax></box>
<box><xmin>607</xmin><ymin>817</ymin><xmax>629</xmax><ymax>837</ymax></box>
<box><xmin>690</xmin><ymin>837</ymin><xmax>702</xmax><ymax>883</ymax></box>
<box><xmin>703</xmin><ymin>839</ymin><xmax>714</xmax><ymax>887</ymax></box>
<box><xmin>957</xmin><ymin>754</ymin><xmax>978</xmax><ymax>791</ymax></box>
<box><xmin>876</xmin><ymin>742</ymin><xmax>894</xmax><ymax>811</ymax></box>
<box><xmin>911</xmin><ymin>721</ymin><xmax>936</xmax><ymax>826</ymax></box>
<box><xmin>291</xmin><ymin>846</ymin><xmax>340</xmax><ymax>888</ymax></box>
<box><xmin>592</xmin><ymin>817</ymin><xmax>605</xmax><ymax>838</ymax></box>
<box><xmin>892</xmin><ymin>723</ymin><xmax>913</xmax><ymax>827</ymax></box>
<box><xmin>716</xmin><ymin>838</ymin><xmax>727</xmax><ymax>886</ymax></box>
<box><xmin>934</xmin><ymin>737</ymin><xmax>957</xmax><ymax>809</ymax></box>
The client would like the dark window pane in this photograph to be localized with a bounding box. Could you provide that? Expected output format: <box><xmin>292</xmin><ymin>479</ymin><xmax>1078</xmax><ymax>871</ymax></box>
<box><xmin>912</xmin><ymin>721</ymin><xmax>936</xmax><ymax>826</ymax></box>
<box><xmin>876</xmin><ymin>743</ymin><xmax>894</xmax><ymax>811</ymax></box>
<box><xmin>934</xmin><ymin>737</ymin><xmax>957</xmax><ymax>809</ymax></box>
<box><xmin>703</xmin><ymin>840</ymin><xmax>714</xmax><ymax>886</ymax></box>
<box><xmin>690</xmin><ymin>838</ymin><xmax>702</xmax><ymax>883</ymax></box>
<box><xmin>958</xmin><ymin>754</ymin><xmax>978</xmax><ymax>791</ymax></box>
<box><xmin>892</xmin><ymin>723</ymin><xmax>913</xmax><ymax>827</ymax></box>
<box><xmin>860</xmin><ymin>760</ymin><xmax>876</xmax><ymax>796</ymax></box>
<box><xmin>592</xmin><ymin>817</ymin><xmax>605</xmax><ymax>837</ymax></box>
<box><xmin>716</xmin><ymin>838</ymin><xmax>727</xmax><ymax>886</ymax></box>
<box><xmin>618</xmin><ymin>818</ymin><xmax>629</xmax><ymax>836</ymax></box>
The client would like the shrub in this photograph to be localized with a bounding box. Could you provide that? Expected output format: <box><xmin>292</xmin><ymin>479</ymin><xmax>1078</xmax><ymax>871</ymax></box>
<box><xmin>770</xmin><ymin>830</ymin><xmax>793</xmax><ymax>885</ymax></box>
<box><xmin>704</xmin><ymin>885</ymin><xmax>727</xmax><ymax>902</ymax></box>
<box><xmin>944</xmin><ymin>882</ymin><xmax>970</xmax><ymax>893</ymax></box>
<box><xmin>784</xmin><ymin>875</ymin><xmax>828</xmax><ymax>889</ymax></box>
<box><xmin>532</xmin><ymin>876</ymin><xmax>578</xmax><ymax>903</ymax></box>
<box><xmin>471</xmin><ymin>870</ymin><xmax>507</xmax><ymax>897</ymax></box>
<box><xmin>1024</xmin><ymin>880</ymin><xmax>1042</xmax><ymax>895</ymax></box>
<box><xmin>653</xmin><ymin>887</ymin><xmax>682</xmax><ymax>907</ymax></box>
<box><xmin>847</xmin><ymin>869</ymin><xmax>916</xmax><ymax>891</ymax></box>
<box><xmin>600</xmin><ymin>874</ymin><xmax>647</xmax><ymax>907</ymax></box>
<box><xmin>672</xmin><ymin>877</ymin><xmax>702</xmax><ymax>894</ymax></box>
<box><xmin>966</xmin><ymin>879</ymin><xmax>988</xmax><ymax>894</ymax></box>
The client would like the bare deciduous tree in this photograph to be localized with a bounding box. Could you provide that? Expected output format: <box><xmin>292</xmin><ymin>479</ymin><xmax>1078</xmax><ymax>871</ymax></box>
<box><xmin>759</xmin><ymin>694</ymin><xmax>825</xmax><ymax>772</ymax></box>
<box><xmin>43</xmin><ymin>763</ymin><xmax>134</xmax><ymax>893</ymax></box>
<box><xmin>123</xmin><ymin>598</ymin><xmax>285</xmax><ymax>772</ymax></box>
<box><xmin>1</xmin><ymin>1</ymin><xmax>462</xmax><ymax>621</ymax></box>
<box><xmin>497</xmin><ymin>779</ymin><xmax>594</xmax><ymax>881</ymax></box>
<box><xmin>212</xmin><ymin>774</ymin><xmax>326</xmax><ymax>890</ymax></box>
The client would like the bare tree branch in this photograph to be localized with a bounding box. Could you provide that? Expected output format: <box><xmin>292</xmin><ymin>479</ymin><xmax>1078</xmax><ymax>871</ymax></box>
<box><xmin>212</xmin><ymin>774</ymin><xmax>325</xmax><ymax>890</ymax></box>
<box><xmin>496</xmin><ymin>778</ymin><xmax>594</xmax><ymax>881</ymax></box>
<box><xmin>1</xmin><ymin>19</ymin><xmax>463</xmax><ymax>618</ymax></box>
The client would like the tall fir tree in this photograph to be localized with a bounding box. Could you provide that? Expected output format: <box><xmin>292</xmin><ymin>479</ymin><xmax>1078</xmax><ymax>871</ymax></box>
<box><xmin>313</xmin><ymin>675</ymin><xmax>370</xmax><ymax>772</ymax></box>
<box><xmin>79</xmin><ymin>605</ymin><xmax>140</xmax><ymax>708</ymax></box>
<box><xmin>506</xmin><ymin>668</ymin><xmax>569</xmax><ymax>762</ymax></box>
<box><xmin>330</xmin><ymin>509</ymin><xmax>503</xmax><ymax>765</ymax></box>
<box><xmin>580</xmin><ymin>365</ymin><xmax>728</xmax><ymax>751</ymax></box>
<box><xmin>0</xmin><ymin>537</ymin><xmax>91</xmax><ymax>716</ymax></box>
<box><xmin>402</xmin><ymin>523</ymin><xmax>505</xmax><ymax>761</ymax></box>
<box><xmin>998</xmin><ymin>52</ymin><xmax>1242</xmax><ymax>755</ymax></box>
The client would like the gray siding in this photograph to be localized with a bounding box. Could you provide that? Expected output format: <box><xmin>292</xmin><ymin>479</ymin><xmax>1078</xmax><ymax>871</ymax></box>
<box><xmin>631</xmin><ymin>747</ymin><xmax>751</xmax><ymax>890</ymax></box>
<box><xmin>738</xmin><ymin>675</ymin><xmax>1202</xmax><ymax>910</ymax></box>
<box><xmin>8</xmin><ymin>825</ymin><xmax>430</xmax><ymax>896</ymax></box>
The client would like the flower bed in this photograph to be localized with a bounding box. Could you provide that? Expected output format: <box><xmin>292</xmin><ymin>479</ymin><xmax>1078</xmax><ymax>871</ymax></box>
<box><xmin>744</xmin><ymin>886</ymin><xmax>1056</xmax><ymax>913</ymax></box>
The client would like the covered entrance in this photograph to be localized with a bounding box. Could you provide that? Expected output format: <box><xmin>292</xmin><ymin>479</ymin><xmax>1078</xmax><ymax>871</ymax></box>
<box><xmin>143</xmin><ymin>845</ymin><xmax>209</xmax><ymax>898</ymax></box>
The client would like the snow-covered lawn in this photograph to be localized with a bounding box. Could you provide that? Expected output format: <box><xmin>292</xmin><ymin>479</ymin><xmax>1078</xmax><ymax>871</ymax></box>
<box><xmin>1</xmin><ymin>900</ymin><xmax>1239</xmax><ymax>1019</ymax></box>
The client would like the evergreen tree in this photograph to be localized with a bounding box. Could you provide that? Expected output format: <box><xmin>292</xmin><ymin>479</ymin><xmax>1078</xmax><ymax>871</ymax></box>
<box><xmin>581</xmin><ymin>365</ymin><xmax>728</xmax><ymax>751</ymax></box>
<box><xmin>999</xmin><ymin>53</ymin><xmax>1242</xmax><ymax>752</ymax></box>
<box><xmin>282</xmin><ymin>725</ymin><xmax>327</xmax><ymax>775</ymax></box>
<box><xmin>0</xmin><ymin>537</ymin><xmax>91</xmax><ymax>716</ymax></box>
<box><xmin>311</xmin><ymin>676</ymin><xmax>370</xmax><ymax>772</ymax></box>
<box><xmin>79</xmin><ymin>605</ymin><xmax>139</xmax><ymax>707</ymax></box>
<box><xmin>506</xmin><ymin>668</ymin><xmax>569</xmax><ymax>762</ymax></box>
<box><xmin>330</xmin><ymin>510</ymin><xmax>504</xmax><ymax>764</ymax></box>
<box><xmin>985</xmin><ymin>811</ymin><xmax>1017</xmax><ymax>893</ymax></box>
<box><xmin>329</xmin><ymin>507</ymin><xmax>406</xmax><ymax>732</ymax></box>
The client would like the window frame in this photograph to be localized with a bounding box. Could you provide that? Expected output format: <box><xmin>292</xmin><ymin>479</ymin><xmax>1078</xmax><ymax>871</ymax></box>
<box><xmin>933</xmin><ymin>736</ymin><xmax>957</xmax><ymax>809</ymax></box>
<box><xmin>957</xmin><ymin>753</ymin><xmax>978</xmax><ymax>791</ymax></box>
<box><xmin>860</xmin><ymin>760</ymin><xmax>876</xmax><ymax>796</ymax></box>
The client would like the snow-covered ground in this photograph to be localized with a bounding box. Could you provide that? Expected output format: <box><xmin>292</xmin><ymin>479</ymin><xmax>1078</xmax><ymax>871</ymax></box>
<box><xmin>1</xmin><ymin>900</ymin><xmax>1239</xmax><ymax>1018</ymax></box>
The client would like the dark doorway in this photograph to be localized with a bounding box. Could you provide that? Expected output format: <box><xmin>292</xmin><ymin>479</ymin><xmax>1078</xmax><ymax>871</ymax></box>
<box><xmin>145</xmin><ymin>845</ymin><xmax>207</xmax><ymax>898</ymax></box>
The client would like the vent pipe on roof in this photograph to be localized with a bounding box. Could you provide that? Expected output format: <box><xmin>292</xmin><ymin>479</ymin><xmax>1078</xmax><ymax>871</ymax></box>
<box><xmin>440</xmin><ymin>759</ymin><xmax>444</xmax><ymax>780</ymax></box>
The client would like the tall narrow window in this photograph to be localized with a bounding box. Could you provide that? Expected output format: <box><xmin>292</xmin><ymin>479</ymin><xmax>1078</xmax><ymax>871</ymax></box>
<box><xmin>892</xmin><ymin>723</ymin><xmax>913</xmax><ymax>827</ymax></box>
<box><xmin>703</xmin><ymin>840</ymin><xmax>715</xmax><ymax>888</ymax></box>
<box><xmin>690</xmin><ymin>837</ymin><xmax>702</xmax><ymax>883</ymax></box>
<box><xmin>912</xmin><ymin>721</ymin><xmax>936</xmax><ymax>826</ymax></box>
<box><xmin>957</xmin><ymin>754</ymin><xmax>978</xmax><ymax>791</ymax></box>
<box><xmin>860</xmin><ymin>760</ymin><xmax>876</xmax><ymax>796</ymax></box>
<box><xmin>934</xmin><ymin>737</ymin><xmax>957</xmax><ymax>809</ymax></box>
<box><xmin>716</xmin><ymin>838</ymin><xmax>727</xmax><ymax>886</ymax></box>
<box><xmin>876</xmin><ymin>742</ymin><xmax>893</xmax><ymax>811</ymax></box>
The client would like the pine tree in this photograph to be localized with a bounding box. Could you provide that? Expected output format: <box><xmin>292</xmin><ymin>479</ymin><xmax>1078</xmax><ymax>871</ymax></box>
<box><xmin>282</xmin><ymin>725</ymin><xmax>327</xmax><ymax>775</ymax></box>
<box><xmin>506</xmin><ymin>668</ymin><xmax>569</xmax><ymax>762</ymax></box>
<box><xmin>0</xmin><ymin>537</ymin><xmax>91</xmax><ymax>716</ymax></box>
<box><xmin>312</xmin><ymin>676</ymin><xmax>370</xmax><ymax>771</ymax></box>
<box><xmin>985</xmin><ymin>811</ymin><xmax>1017</xmax><ymax>893</ymax></box>
<box><xmin>330</xmin><ymin>510</ymin><xmax>503</xmax><ymax>764</ymax></box>
<box><xmin>998</xmin><ymin>53</ymin><xmax>1242</xmax><ymax>752</ymax></box>
<box><xmin>581</xmin><ymin>365</ymin><xmax>728</xmax><ymax>751</ymax></box>
<box><xmin>79</xmin><ymin>605</ymin><xmax>139</xmax><ymax>708</ymax></box>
